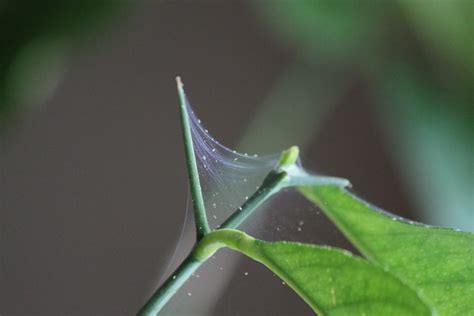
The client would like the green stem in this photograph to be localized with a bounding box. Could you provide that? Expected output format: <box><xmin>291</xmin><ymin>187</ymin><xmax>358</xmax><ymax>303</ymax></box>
<box><xmin>192</xmin><ymin>229</ymin><xmax>258</xmax><ymax>261</ymax></box>
<box><xmin>137</xmin><ymin>255</ymin><xmax>201</xmax><ymax>316</ymax></box>
<box><xmin>176</xmin><ymin>77</ymin><xmax>210</xmax><ymax>239</ymax></box>
<box><xmin>218</xmin><ymin>146</ymin><xmax>297</xmax><ymax>229</ymax></box>
<box><xmin>220</xmin><ymin>170</ymin><xmax>287</xmax><ymax>229</ymax></box>
<box><xmin>138</xmin><ymin>80</ymin><xmax>298</xmax><ymax>315</ymax></box>
<box><xmin>137</xmin><ymin>230</ymin><xmax>259</xmax><ymax>316</ymax></box>
<box><xmin>136</xmin><ymin>170</ymin><xmax>287</xmax><ymax>316</ymax></box>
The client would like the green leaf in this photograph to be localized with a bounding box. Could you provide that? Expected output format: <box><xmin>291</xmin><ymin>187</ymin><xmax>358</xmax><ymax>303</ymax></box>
<box><xmin>299</xmin><ymin>185</ymin><xmax>474</xmax><ymax>315</ymax></box>
<box><xmin>194</xmin><ymin>229</ymin><xmax>432</xmax><ymax>316</ymax></box>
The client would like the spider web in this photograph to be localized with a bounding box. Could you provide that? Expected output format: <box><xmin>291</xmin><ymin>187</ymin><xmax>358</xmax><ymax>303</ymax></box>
<box><xmin>156</xmin><ymin>80</ymin><xmax>352</xmax><ymax>316</ymax></box>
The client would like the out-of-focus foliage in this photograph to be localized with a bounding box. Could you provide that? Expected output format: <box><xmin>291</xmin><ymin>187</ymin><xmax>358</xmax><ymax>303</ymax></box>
<box><xmin>255</xmin><ymin>0</ymin><xmax>473</xmax><ymax>230</ymax></box>
<box><xmin>256</xmin><ymin>0</ymin><xmax>473</xmax><ymax>78</ymax></box>
<box><xmin>399</xmin><ymin>0</ymin><xmax>474</xmax><ymax>76</ymax></box>
<box><xmin>256</xmin><ymin>1</ymin><xmax>394</xmax><ymax>66</ymax></box>
<box><xmin>379</xmin><ymin>63</ymin><xmax>473</xmax><ymax>231</ymax></box>
<box><xmin>0</xmin><ymin>0</ymin><xmax>127</xmax><ymax>127</ymax></box>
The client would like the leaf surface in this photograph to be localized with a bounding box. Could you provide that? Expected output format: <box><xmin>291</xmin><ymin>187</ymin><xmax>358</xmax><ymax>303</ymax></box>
<box><xmin>299</xmin><ymin>184</ymin><xmax>474</xmax><ymax>315</ymax></box>
<box><xmin>195</xmin><ymin>229</ymin><xmax>432</xmax><ymax>316</ymax></box>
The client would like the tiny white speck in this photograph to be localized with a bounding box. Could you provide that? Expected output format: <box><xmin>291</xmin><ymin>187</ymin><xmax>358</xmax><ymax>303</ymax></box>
<box><xmin>297</xmin><ymin>227</ymin><xmax>302</xmax><ymax>232</ymax></box>
<box><xmin>219</xmin><ymin>267</ymin><xmax>223</xmax><ymax>271</ymax></box>
<box><xmin>234</xmin><ymin>158</ymin><xmax>238</xmax><ymax>161</ymax></box>
<box><xmin>243</xmin><ymin>178</ymin><xmax>247</xmax><ymax>182</ymax></box>
<box><xmin>244</xmin><ymin>272</ymin><xmax>249</xmax><ymax>276</ymax></box>
<box><xmin>212</xmin><ymin>203</ymin><xmax>217</xmax><ymax>208</ymax></box>
<box><xmin>202</xmin><ymin>156</ymin><xmax>207</xmax><ymax>160</ymax></box>
<box><xmin>187</xmin><ymin>292</ymin><xmax>192</xmax><ymax>296</ymax></box>
<box><xmin>212</xmin><ymin>148</ymin><xmax>216</xmax><ymax>152</ymax></box>
<box><xmin>212</xmin><ymin>214</ymin><xmax>217</xmax><ymax>219</ymax></box>
<box><xmin>198</xmin><ymin>119</ymin><xmax>201</xmax><ymax>124</ymax></box>
<box><xmin>298</xmin><ymin>220</ymin><xmax>304</xmax><ymax>226</ymax></box>
<box><xmin>282</xmin><ymin>281</ymin><xmax>286</xmax><ymax>285</ymax></box>
<box><xmin>172</xmin><ymin>275</ymin><xmax>176</xmax><ymax>280</ymax></box>
<box><xmin>205</xmin><ymin>129</ymin><xmax>209</xmax><ymax>133</ymax></box>
<box><xmin>245</xmin><ymin>196</ymin><xmax>249</xmax><ymax>200</ymax></box>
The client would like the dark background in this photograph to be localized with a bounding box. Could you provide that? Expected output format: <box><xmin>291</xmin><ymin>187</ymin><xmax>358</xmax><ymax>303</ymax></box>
<box><xmin>1</xmin><ymin>1</ymin><xmax>472</xmax><ymax>315</ymax></box>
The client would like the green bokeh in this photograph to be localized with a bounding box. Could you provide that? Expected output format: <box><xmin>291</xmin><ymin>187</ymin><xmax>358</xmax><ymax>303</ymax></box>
<box><xmin>254</xmin><ymin>0</ymin><xmax>473</xmax><ymax>230</ymax></box>
<box><xmin>0</xmin><ymin>0</ymin><xmax>127</xmax><ymax>127</ymax></box>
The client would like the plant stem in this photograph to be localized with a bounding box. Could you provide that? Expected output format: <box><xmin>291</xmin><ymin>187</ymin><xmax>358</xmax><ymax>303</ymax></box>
<box><xmin>138</xmin><ymin>80</ymin><xmax>295</xmax><ymax>315</ymax></box>
<box><xmin>137</xmin><ymin>255</ymin><xmax>201</xmax><ymax>316</ymax></box>
<box><xmin>220</xmin><ymin>170</ymin><xmax>287</xmax><ymax>229</ymax></box>
<box><xmin>176</xmin><ymin>77</ymin><xmax>210</xmax><ymax>239</ymax></box>
<box><xmin>136</xmin><ymin>170</ymin><xmax>287</xmax><ymax>316</ymax></box>
<box><xmin>192</xmin><ymin>229</ymin><xmax>258</xmax><ymax>262</ymax></box>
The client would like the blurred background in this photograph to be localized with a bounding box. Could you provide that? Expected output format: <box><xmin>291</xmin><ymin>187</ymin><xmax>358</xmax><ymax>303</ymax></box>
<box><xmin>0</xmin><ymin>1</ymin><xmax>472</xmax><ymax>315</ymax></box>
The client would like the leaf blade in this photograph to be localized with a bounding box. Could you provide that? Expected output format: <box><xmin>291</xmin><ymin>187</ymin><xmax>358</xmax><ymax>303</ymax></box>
<box><xmin>299</xmin><ymin>184</ymin><xmax>474</xmax><ymax>315</ymax></box>
<box><xmin>253</xmin><ymin>240</ymin><xmax>432</xmax><ymax>316</ymax></box>
<box><xmin>199</xmin><ymin>229</ymin><xmax>433</xmax><ymax>316</ymax></box>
